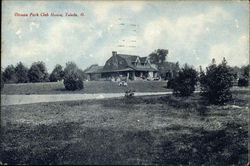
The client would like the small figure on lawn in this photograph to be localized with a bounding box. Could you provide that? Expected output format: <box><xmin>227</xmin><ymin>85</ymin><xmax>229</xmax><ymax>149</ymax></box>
<box><xmin>119</xmin><ymin>81</ymin><xmax>128</xmax><ymax>87</ymax></box>
<box><xmin>125</xmin><ymin>89</ymin><xmax>135</xmax><ymax>97</ymax></box>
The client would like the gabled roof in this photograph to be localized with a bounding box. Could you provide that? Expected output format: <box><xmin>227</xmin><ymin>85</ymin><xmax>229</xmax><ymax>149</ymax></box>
<box><xmin>117</xmin><ymin>54</ymin><xmax>138</xmax><ymax>62</ymax></box>
<box><xmin>84</xmin><ymin>65</ymin><xmax>103</xmax><ymax>74</ymax></box>
<box><xmin>113</xmin><ymin>54</ymin><xmax>157</xmax><ymax>72</ymax></box>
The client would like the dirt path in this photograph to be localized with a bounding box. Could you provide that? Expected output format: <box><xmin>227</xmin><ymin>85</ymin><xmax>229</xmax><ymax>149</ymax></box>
<box><xmin>1</xmin><ymin>92</ymin><xmax>172</xmax><ymax>106</ymax></box>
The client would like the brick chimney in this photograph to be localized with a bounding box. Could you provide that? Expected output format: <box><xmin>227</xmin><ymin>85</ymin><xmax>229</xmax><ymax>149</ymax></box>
<box><xmin>112</xmin><ymin>51</ymin><xmax>117</xmax><ymax>56</ymax></box>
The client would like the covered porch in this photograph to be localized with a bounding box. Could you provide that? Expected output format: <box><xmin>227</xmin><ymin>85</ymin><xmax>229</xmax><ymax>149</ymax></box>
<box><xmin>101</xmin><ymin>70</ymin><xmax>159</xmax><ymax>81</ymax></box>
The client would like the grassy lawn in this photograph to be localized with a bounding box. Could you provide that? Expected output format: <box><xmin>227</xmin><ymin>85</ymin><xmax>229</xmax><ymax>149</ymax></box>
<box><xmin>1</xmin><ymin>81</ymin><xmax>170</xmax><ymax>95</ymax></box>
<box><xmin>1</xmin><ymin>90</ymin><xmax>249</xmax><ymax>165</ymax></box>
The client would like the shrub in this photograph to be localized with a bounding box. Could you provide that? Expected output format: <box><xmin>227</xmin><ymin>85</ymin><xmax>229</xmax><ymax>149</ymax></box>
<box><xmin>172</xmin><ymin>65</ymin><xmax>198</xmax><ymax>97</ymax></box>
<box><xmin>238</xmin><ymin>78</ymin><xmax>249</xmax><ymax>87</ymax></box>
<box><xmin>63</xmin><ymin>62</ymin><xmax>84</xmax><ymax>91</ymax></box>
<box><xmin>28</xmin><ymin>61</ymin><xmax>49</xmax><ymax>82</ymax></box>
<box><xmin>200</xmin><ymin>58</ymin><xmax>234</xmax><ymax>105</ymax></box>
<box><xmin>64</xmin><ymin>74</ymin><xmax>84</xmax><ymax>90</ymax></box>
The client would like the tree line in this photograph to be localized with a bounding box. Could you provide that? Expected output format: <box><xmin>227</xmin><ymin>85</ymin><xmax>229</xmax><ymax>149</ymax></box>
<box><xmin>1</xmin><ymin>61</ymin><xmax>87</xmax><ymax>83</ymax></box>
<box><xmin>1</xmin><ymin>61</ymin><xmax>86</xmax><ymax>91</ymax></box>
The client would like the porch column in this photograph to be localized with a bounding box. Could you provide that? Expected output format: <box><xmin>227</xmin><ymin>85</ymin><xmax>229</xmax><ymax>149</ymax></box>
<box><xmin>132</xmin><ymin>71</ymin><xmax>135</xmax><ymax>80</ymax></box>
<box><xmin>127</xmin><ymin>72</ymin><xmax>129</xmax><ymax>81</ymax></box>
<box><xmin>87</xmin><ymin>74</ymin><xmax>91</xmax><ymax>81</ymax></box>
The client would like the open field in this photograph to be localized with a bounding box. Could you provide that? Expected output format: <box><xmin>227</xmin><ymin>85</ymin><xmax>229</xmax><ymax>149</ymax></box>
<box><xmin>1</xmin><ymin>90</ymin><xmax>249</xmax><ymax>165</ymax></box>
<box><xmin>1</xmin><ymin>81</ymin><xmax>170</xmax><ymax>95</ymax></box>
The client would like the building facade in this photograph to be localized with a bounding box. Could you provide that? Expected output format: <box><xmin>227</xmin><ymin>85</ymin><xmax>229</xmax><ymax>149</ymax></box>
<box><xmin>85</xmin><ymin>51</ymin><xmax>159</xmax><ymax>81</ymax></box>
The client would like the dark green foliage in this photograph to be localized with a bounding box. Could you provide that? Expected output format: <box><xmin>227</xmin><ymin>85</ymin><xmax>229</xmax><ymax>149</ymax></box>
<box><xmin>64</xmin><ymin>75</ymin><xmax>83</xmax><ymax>91</ymax></box>
<box><xmin>15</xmin><ymin>62</ymin><xmax>29</xmax><ymax>83</ymax></box>
<box><xmin>3</xmin><ymin>65</ymin><xmax>17</xmax><ymax>83</ymax></box>
<box><xmin>236</xmin><ymin>65</ymin><xmax>249</xmax><ymax>87</ymax></box>
<box><xmin>200</xmin><ymin>58</ymin><xmax>234</xmax><ymax>105</ymax></box>
<box><xmin>231</xmin><ymin>65</ymin><xmax>249</xmax><ymax>81</ymax></box>
<box><xmin>172</xmin><ymin>66</ymin><xmax>198</xmax><ymax>97</ymax></box>
<box><xmin>63</xmin><ymin>62</ymin><xmax>84</xmax><ymax>91</ymax></box>
<box><xmin>149</xmin><ymin>49</ymin><xmax>168</xmax><ymax>64</ymax></box>
<box><xmin>242</xmin><ymin>65</ymin><xmax>249</xmax><ymax>78</ymax></box>
<box><xmin>49</xmin><ymin>64</ymin><xmax>64</xmax><ymax>82</ymax></box>
<box><xmin>28</xmin><ymin>61</ymin><xmax>49</xmax><ymax>82</ymax></box>
<box><xmin>158</xmin><ymin>62</ymin><xmax>180</xmax><ymax>80</ymax></box>
<box><xmin>238</xmin><ymin>78</ymin><xmax>249</xmax><ymax>87</ymax></box>
<box><xmin>77</xmin><ymin>69</ymin><xmax>88</xmax><ymax>81</ymax></box>
<box><xmin>166</xmin><ymin>78</ymin><xmax>175</xmax><ymax>89</ymax></box>
<box><xmin>1</xmin><ymin>70</ymin><xmax>4</xmax><ymax>90</ymax></box>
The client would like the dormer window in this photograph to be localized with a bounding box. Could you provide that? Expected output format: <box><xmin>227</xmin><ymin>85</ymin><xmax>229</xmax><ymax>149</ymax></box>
<box><xmin>132</xmin><ymin>62</ymin><xmax>137</xmax><ymax>66</ymax></box>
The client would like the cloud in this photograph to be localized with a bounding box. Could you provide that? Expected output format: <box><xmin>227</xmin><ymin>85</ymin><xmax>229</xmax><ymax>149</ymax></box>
<box><xmin>209</xmin><ymin>35</ymin><xmax>249</xmax><ymax>66</ymax></box>
<box><xmin>140</xmin><ymin>6</ymin><xmax>235</xmax><ymax>66</ymax></box>
<box><xmin>143</xmin><ymin>6</ymin><xmax>230</xmax><ymax>47</ymax></box>
<box><xmin>91</xmin><ymin>2</ymin><xmax>117</xmax><ymax>23</ymax></box>
<box><xmin>15</xmin><ymin>29</ymin><xmax>22</xmax><ymax>39</ymax></box>
<box><xmin>29</xmin><ymin>22</ymin><xmax>40</xmax><ymax>31</ymax></box>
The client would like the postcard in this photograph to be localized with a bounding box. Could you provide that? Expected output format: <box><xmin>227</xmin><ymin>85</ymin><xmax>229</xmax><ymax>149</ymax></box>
<box><xmin>1</xmin><ymin>0</ymin><xmax>249</xmax><ymax>165</ymax></box>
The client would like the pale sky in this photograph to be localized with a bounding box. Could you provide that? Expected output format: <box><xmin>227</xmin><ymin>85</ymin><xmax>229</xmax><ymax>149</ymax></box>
<box><xmin>2</xmin><ymin>1</ymin><xmax>249</xmax><ymax>72</ymax></box>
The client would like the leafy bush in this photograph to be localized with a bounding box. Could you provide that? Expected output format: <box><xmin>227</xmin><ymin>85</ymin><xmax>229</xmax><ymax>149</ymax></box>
<box><xmin>28</xmin><ymin>61</ymin><xmax>49</xmax><ymax>82</ymax></box>
<box><xmin>200</xmin><ymin>58</ymin><xmax>234</xmax><ymax>105</ymax></box>
<box><xmin>64</xmin><ymin>75</ymin><xmax>83</xmax><ymax>90</ymax></box>
<box><xmin>172</xmin><ymin>66</ymin><xmax>198</xmax><ymax>97</ymax></box>
<box><xmin>63</xmin><ymin>62</ymin><xmax>84</xmax><ymax>91</ymax></box>
<box><xmin>238</xmin><ymin>78</ymin><xmax>249</xmax><ymax>87</ymax></box>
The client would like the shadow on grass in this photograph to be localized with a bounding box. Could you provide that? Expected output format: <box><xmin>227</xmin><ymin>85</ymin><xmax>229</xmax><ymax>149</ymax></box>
<box><xmin>1</xmin><ymin>120</ymin><xmax>248</xmax><ymax>165</ymax></box>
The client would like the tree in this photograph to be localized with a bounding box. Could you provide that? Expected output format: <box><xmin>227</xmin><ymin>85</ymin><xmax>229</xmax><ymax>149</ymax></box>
<box><xmin>3</xmin><ymin>65</ymin><xmax>17</xmax><ymax>83</ymax></box>
<box><xmin>1</xmin><ymin>70</ymin><xmax>4</xmax><ymax>90</ymax></box>
<box><xmin>49</xmin><ymin>64</ymin><xmax>64</xmax><ymax>82</ymax></box>
<box><xmin>242</xmin><ymin>65</ymin><xmax>249</xmax><ymax>78</ymax></box>
<box><xmin>28</xmin><ymin>61</ymin><xmax>49</xmax><ymax>82</ymax></box>
<box><xmin>238</xmin><ymin>65</ymin><xmax>249</xmax><ymax>87</ymax></box>
<box><xmin>172</xmin><ymin>65</ymin><xmax>198</xmax><ymax>97</ymax></box>
<box><xmin>200</xmin><ymin>58</ymin><xmax>235</xmax><ymax>105</ymax></box>
<box><xmin>63</xmin><ymin>62</ymin><xmax>84</xmax><ymax>91</ymax></box>
<box><xmin>238</xmin><ymin>78</ymin><xmax>249</xmax><ymax>87</ymax></box>
<box><xmin>15</xmin><ymin>62</ymin><xmax>29</xmax><ymax>83</ymax></box>
<box><xmin>148</xmin><ymin>49</ymin><xmax>168</xmax><ymax>64</ymax></box>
